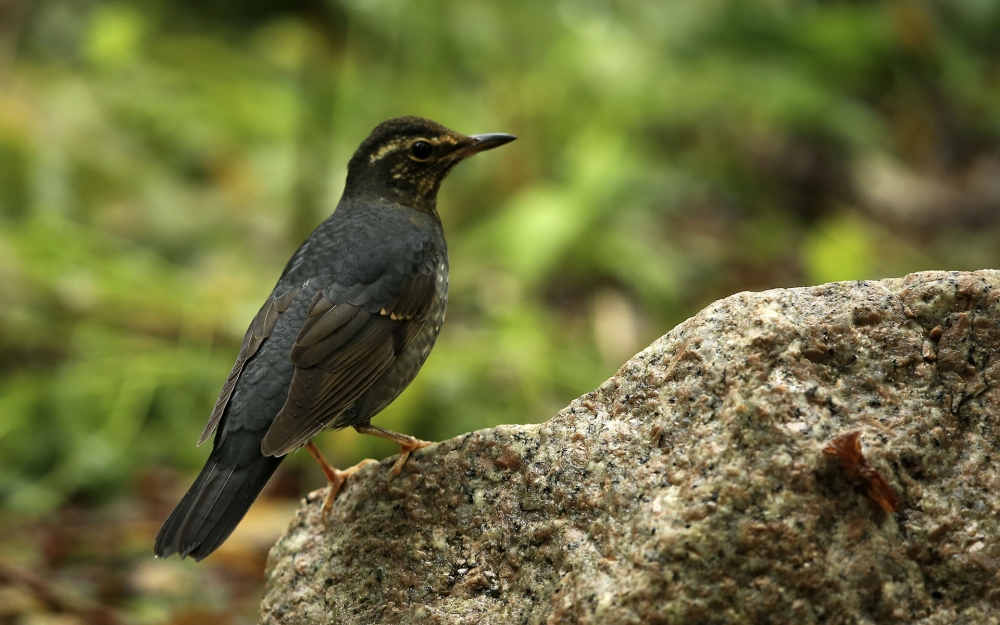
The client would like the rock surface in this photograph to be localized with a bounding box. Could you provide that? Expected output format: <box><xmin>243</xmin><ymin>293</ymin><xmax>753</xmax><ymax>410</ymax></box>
<box><xmin>260</xmin><ymin>270</ymin><xmax>1000</xmax><ymax>625</ymax></box>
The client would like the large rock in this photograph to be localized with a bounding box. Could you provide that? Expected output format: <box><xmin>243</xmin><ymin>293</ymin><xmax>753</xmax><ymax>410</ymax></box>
<box><xmin>260</xmin><ymin>270</ymin><xmax>1000</xmax><ymax>624</ymax></box>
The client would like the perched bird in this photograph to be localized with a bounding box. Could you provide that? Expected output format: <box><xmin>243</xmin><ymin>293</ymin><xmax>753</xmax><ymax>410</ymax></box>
<box><xmin>155</xmin><ymin>117</ymin><xmax>515</xmax><ymax>560</ymax></box>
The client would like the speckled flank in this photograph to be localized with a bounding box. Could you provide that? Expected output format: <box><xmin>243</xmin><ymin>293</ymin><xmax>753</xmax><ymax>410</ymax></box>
<box><xmin>261</xmin><ymin>270</ymin><xmax>1000</xmax><ymax>625</ymax></box>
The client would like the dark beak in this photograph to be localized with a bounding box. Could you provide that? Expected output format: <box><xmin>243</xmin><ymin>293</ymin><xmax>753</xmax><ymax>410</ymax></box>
<box><xmin>458</xmin><ymin>133</ymin><xmax>517</xmax><ymax>158</ymax></box>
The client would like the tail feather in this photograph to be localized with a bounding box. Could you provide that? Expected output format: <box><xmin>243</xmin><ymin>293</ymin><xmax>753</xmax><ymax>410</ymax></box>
<box><xmin>155</xmin><ymin>440</ymin><xmax>282</xmax><ymax>561</ymax></box>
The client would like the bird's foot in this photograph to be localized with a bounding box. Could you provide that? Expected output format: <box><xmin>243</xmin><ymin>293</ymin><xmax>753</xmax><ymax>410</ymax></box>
<box><xmin>388</xmin><ymin>438</ymin><xmax>433</xmax><ymax>482</ymax></box>
<box><xmin>319</xmin><ymin>458</ymin><xmax>377</xmax><ymax>520</ymax></box>
<box><xmin>353</xmin><ymin>424</ymin><xmax>434</xmax><ymax>484</ymax></box>
<box><xmin>304</xmin><ymin>441</ymin><xmax>376</xmax><ymax>521</ymax></box>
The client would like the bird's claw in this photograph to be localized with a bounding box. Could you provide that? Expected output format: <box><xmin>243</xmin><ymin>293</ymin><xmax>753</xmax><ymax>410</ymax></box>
<box><xmin>386</xmin><ymin>439</ymin><xmax>433</xmax><ymax>484</ymax></box>
<box><xmin>313</xmin><ymin>456</ymin><xmax>377</xmax><ymax>522</ymax></box>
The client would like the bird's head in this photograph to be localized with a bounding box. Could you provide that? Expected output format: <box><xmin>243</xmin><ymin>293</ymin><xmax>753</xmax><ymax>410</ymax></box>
<box><xmin>344</xmin><ymin>116</ymin><xmax>515</xmax><ymax>212</ymax></box>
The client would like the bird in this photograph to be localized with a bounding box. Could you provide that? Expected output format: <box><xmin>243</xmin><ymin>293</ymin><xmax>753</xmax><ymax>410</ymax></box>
<box><xmin>154</xmin><ymin>116</ymin><xmax>515</xmax><ymax>560</ymax></box>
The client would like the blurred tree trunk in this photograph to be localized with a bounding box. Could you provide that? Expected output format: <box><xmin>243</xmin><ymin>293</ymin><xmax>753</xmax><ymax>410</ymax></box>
<box><xmin>0</xmin><ymin>0</ymin><xmax>32</xmax><ymax>83</ymax></box>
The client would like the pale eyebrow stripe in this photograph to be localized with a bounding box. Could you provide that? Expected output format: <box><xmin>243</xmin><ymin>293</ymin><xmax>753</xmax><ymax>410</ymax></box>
<box><xmin>368</xmin><ymin>136</ymin><xmax>456</xmax><ymax>163</ymax></box>
<box><xmin>369</xmin><ymin>139</ymin><xmax>406</xmax><ymax>163</ymax></box>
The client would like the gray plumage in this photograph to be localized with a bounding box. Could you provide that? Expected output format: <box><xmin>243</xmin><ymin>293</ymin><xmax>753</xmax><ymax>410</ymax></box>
<box><xmin>154</xmin><ymin>117</ymin><xmax>514</xmax><ymax>560</ymax></box>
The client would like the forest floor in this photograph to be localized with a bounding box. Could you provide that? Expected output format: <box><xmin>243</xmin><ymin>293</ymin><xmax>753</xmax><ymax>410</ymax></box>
<box><xmin>0</xmin><ymin>464</ymin><xmax>308</xmax><ymax>625</ymax></box>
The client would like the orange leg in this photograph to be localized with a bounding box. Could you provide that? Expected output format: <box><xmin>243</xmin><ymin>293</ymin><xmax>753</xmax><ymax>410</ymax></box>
<box><xmin>353</xmin><ymin>424</ymin><xmax>432</xmax><ymax>482</ymax></box>
<box><xmin>304</xmin><ymin>441</ymin><xmax>375</xmax><ymax>520</ymax></box>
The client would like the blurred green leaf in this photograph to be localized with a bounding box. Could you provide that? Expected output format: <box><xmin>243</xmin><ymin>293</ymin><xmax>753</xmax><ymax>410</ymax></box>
<box><xmin>803</xmin><ymin>210</ymin><xmax>876</xmax><ymax>284</ymax></box>
<box><xmin>85</xmin><ymin>4</ymin><xmax>146</xmax><ymax>69</ymax></box>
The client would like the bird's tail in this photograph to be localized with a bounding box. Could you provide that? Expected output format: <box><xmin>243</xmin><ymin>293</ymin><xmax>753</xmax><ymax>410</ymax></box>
<box><xmin>154</xmin><ymin>432</ymin><xmax>283</xmax><ymax>561</ymax></box>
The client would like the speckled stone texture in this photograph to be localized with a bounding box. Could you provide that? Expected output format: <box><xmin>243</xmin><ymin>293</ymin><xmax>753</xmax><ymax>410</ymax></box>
<box><xmin>260</xmin><ymin>270</ymin><xmax>1000</xmax><ymax>625</ymax></box>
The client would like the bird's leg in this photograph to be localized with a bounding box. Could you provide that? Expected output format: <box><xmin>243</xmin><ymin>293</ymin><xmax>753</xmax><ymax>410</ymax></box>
<box><xmin>304</xmin><ymin>441</ymin><xmax>376</xmax><ymax>520</ymax></box>
<box><xmin>353</xmin><ymin>424</ymin><xmax>433</xmax><ymax>482</ymax></box>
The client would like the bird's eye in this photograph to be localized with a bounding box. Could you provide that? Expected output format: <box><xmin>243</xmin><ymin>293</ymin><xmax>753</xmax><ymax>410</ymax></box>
<box><xmin>409</xmin><ymin>140</ymin><xmax>433</xmax><ymax>161</ymax></box>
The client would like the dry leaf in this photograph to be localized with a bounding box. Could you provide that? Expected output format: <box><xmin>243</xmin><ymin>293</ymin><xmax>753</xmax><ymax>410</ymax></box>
<box><xmin>823</xmin><ymin>429</ymin><xmax>900</xmax><ymax>514</ymax></box>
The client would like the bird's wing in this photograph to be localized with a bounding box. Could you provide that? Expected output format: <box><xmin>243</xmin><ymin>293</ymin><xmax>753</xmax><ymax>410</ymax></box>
<box><xmin>260</xmin><ymin>269</ymin><xmax>438</xmax><ymax>457</ymax></box>
<box><xmin>197</xmin><ymin>287</ymin><xmax>301</xmax><ymax>445</ymax></box>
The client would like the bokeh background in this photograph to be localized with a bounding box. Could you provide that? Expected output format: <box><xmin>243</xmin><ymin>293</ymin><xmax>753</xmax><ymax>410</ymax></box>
<box><xmin>2</xmin><ymin>0</ymin><xmax>1000</xmax><ymax>622</ymax></box>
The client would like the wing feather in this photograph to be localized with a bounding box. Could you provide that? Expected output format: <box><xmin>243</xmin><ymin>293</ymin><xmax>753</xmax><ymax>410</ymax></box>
<box><xmin>198</xmin><ymin>286</ymin><xmax>300</xmax><ymax>445</ymax></box>
<box><xmin>260</xmin><ymin>268</ymin><xmax>439</xmax><ymax>457</ymax></box>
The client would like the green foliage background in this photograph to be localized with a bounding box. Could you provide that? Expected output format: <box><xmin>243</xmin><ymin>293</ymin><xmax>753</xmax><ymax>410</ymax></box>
<box><xmin>1</xmin><ymin>0</ymin><xmax>1000</xmax><ymax>616</ymax></box>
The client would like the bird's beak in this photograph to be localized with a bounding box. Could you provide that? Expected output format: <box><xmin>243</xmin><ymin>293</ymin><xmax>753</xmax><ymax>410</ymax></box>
<box><xmin>457</xmin><ymin>133</ymin><xmax>517</xmax><ymax>158</ymax></box>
